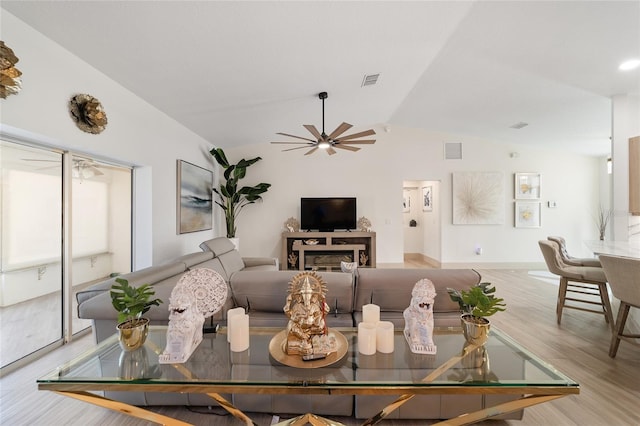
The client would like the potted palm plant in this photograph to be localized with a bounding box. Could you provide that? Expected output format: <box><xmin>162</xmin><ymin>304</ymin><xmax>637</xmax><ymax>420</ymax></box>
<box><xmin>110</xmin><ymin>278</ymin><xmax>162</xmax><ymax>351</ymax></box>
<box><xmin>210</xmin><ymin>147</ymin><xmax>271</xmax><ymax>240</ymax></box>
<box><xmin>447</xmin><ymin>283</ymin><xmax>506</xmax><ymax>346</ymax></box>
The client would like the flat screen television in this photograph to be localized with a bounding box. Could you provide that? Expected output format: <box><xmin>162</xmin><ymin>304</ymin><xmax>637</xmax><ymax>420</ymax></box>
<box><xmin>300</xmin><ymin>197</ymin><xmax>357</xmax><ymax>232</ymax></box>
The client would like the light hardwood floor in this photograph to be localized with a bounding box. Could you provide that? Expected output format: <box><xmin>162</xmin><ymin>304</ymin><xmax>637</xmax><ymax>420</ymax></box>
<box><xmin>1</xmin><ymin>267</ymin><xmax>638</xmax><ymax>425</ymax></box>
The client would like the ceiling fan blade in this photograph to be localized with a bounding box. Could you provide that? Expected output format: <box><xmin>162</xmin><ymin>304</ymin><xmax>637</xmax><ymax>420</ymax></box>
<box><xmin>336</xmin><ymin>129</ymin><xmax>376</xmax><ymax>141</ymax></box>
<box><xmin>328</xmin><ymin>122</ymin><xmax>353</xmax><ymax>140</ymax></box>
<box><xmin>276</xmin><ymin>132</ymin><xmax>316</xmax><ymax>143</ymax></box>
<box><xmin>271</xmin><ymin>141</ymin><xmax>314</xmax><ymax>145</ymax></box>
<box><xmin>339</xmin><ymin>139</ymin><xmax>376</xmax><ymax>145</ymax></box>
<box><xmin>304</xmin><ymin>147</ymin><xmax>319</xmax><ymax>156</ymax></box>
<box><xmin>283</xmin><ymin>145</ymin><xmax>314</xmax><ymax>152</ymax></box>
<box><xmin>303</xmin><ymin>125</ymin><xmax>322</xmax><ymax>140</ymax></box>
<box><xmin>326</xmin><ymin>147</ymin><xmax>337</xmax><ymax>155</ymax></box>
<box><xmin>333</xmin><ymin>144</ymin><xmax>360</xmax><ymax>152</ymax></box>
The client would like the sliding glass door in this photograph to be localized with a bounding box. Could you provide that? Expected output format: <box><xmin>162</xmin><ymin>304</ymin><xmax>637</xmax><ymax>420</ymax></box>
<box><xmin>0</xmin><ymin>141</ymin><xmax>63</xmax><ymax>368</ymax></box>
<box><xmin>0</xmin><ymin>140</ymin><xmax>132</xmax><ymax>371</ymax></box>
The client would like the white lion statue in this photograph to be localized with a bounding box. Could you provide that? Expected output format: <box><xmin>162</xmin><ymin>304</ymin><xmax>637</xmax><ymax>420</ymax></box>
<box><xmin>403</xmin><ymin>278</ymin><xmax>437</xmax><ymax>354</ymax></box>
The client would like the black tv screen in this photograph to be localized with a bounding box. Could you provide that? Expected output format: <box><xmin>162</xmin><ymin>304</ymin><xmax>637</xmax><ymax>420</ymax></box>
<box><xmin>301</xmin><ymin>197</ymin><xmax>357</xmax><ymax>231</ymax></box>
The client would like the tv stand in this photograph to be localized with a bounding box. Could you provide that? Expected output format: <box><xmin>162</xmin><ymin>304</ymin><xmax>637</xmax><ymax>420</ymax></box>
<box><xmin>281</xmin><ymin>231</ymin><xmax>376</xmax><ymax>271</ymax></box>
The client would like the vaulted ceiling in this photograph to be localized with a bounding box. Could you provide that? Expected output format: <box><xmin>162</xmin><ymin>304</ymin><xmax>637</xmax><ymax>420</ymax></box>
<box><xmin>3</xmin><ymin>1</ymin><xmax>639</xmax><ymax>156</ymax></box>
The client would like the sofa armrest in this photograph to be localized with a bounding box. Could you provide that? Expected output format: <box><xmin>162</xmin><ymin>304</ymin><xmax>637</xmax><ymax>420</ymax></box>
<box><xmin>242</xmin><ymin>257</ymin><xmax>279</xmax><ymax>269</ymax></box>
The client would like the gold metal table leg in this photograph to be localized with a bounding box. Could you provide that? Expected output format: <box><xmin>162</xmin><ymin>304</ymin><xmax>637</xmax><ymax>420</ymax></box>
<box><xmin>360</xmin><ymin>343</ymin><xmax>480</xmax><ymax>426</ymax></box>
<box><xmin>275</xmin><ymin>413</ymin><xmax>346</xmax><ymax>426</ymax></box>
<box><xmin>433</xmin><ymin>394</ymin><xmax>566</xmax><ymax>425</ymax></box>
<box><xmin>53</xmin><ymin>390</ymin><xmax>193</xmax><ymax>426</ymax></box>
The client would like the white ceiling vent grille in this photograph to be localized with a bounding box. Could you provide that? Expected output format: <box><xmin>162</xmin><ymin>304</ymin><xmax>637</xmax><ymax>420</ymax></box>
<box><xmin>444</xmin><ymin>142</ymin><xmax>463</xmax><ymax>160</ymax></box>
<box><xmin>510</xmin><ymin>122</ymin><xmax>529</xmax><ymax>129</ymax></box>
<box><xmin>361</xmin><ymin>73</ymin><xmax>380</xmax><ymax>87</ymax></box>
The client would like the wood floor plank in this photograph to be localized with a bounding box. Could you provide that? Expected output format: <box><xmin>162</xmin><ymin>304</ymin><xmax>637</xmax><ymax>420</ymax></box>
<box><xmin>1</xmin><ymin>267</ymin><xmax>638</xmax><ymax>425</ymax></box>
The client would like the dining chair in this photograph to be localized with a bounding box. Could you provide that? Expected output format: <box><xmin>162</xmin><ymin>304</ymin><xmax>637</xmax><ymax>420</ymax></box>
<box><xmin>547</xmin><ymin>236</ymin><xmax>601</xmax><ymax>267</ymax></box>
<box><xmin>598</xmin><ymin>254</ymin><xmax>640</xmax><ymax>357</ymax></box>
<box><xmin>538</xmin><ymin>240</ymin><xmax>613</xmax><ymax>329</ymax></box>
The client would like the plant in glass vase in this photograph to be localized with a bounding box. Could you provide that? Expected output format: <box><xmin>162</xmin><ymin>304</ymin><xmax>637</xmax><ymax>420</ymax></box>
<box><xmin>209</xmin><ymin>147</ymin><xmax>271</xmax><ymax>239</ymax></box>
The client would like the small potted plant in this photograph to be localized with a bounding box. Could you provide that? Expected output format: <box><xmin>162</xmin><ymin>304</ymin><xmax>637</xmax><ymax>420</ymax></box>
<box><xmin>110</xmin><ymin>278</ymin><xmax>162</xmax><ymax>351</ymax></box>
<box><xmin>447</xmin><ymin>283</ymin><xmax>506</xmax><ymax>346</ymax></box>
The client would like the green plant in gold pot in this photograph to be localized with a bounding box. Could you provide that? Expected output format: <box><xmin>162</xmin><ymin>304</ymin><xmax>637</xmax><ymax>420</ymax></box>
<box><xmin>447</xmin><ymin>283</ymin><xmax>506</xmax><ymax>346</ymax></box>
<box><xmin>110</xmin><ymin>278</ymin><xmax>162</xmax><ymax>351</ymax></box>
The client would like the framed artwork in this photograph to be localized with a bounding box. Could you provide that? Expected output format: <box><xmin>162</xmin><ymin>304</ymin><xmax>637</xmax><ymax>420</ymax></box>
<box><xmin>422</xmin><ymin>186</ymin><xmax>433</xmax><ymax>211</ymax></box>
<box><xmin>402</xmin><ymin>190</ymin><xmax>411</xmax><ymax>213</ymax></box>
<box><xmin>453</xmin><ymin>172</ymin><xmax>505</xmax><ymax>224</ymax></box>
<box><xmin>515</xmin><ymin>173</ymin><xmax>541</xmax><ymax>199</ymax></box>
<box><xmin>177</xmin><ymin>160</ymin><xmax>213</xmax><ymax>234</ymax></box>
<box><xmin>515</xmin><ymin>201</ymin><xmax>541</xmax><ymax>228</ymax></box>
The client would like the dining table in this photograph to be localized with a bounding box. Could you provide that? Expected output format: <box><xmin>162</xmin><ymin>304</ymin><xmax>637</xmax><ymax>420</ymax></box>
<box><xmin>584</xmin><ymin>239</ymin><xmax>640</xmax><ymax>259</ymax></box>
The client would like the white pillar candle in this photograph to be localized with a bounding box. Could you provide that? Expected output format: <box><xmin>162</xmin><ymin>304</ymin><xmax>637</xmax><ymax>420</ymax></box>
<box><xmin>376</xmin><ymin>321</ymin><xmax>395</xmax><ymax>354</ymax></box>
<box><xmin>358</xmin><ymin>322</ymin><xmax>377</xmax><ymax>355</ymax></box>
<box><xmin>230</xmin><ymin>314</ymin><xmax>250</xmax><ymax>352</ymax></box>
<box><xmin>226</xmin><ymin>307</ymin><xmax>245</xmax><ymax>342</ymax></box>
<box><xmin>362</xmin><ymin>304</ymin><xmax>380</xmax><ymax>324</ymax></box>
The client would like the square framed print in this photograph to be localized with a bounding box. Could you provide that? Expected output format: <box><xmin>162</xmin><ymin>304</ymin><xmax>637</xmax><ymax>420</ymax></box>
<box><xmin>177</xmin><ymin>160</ymin><xmax>213</xmax><ymax>234</ymax></box>
<box><xmin>515</xmin><ymin>173</ymin><xmax>540</xmax><ymax>199</ymax></box>
<box><xmin>515</xmin><ymin>201</ymin><xmax>541</xmax><ymax>228</ymax></box>
<box><xmin>422</xmin><ymin>186</ymin><xmax>433</xmax><ymax>211</ymax></box>
<box><xmin>452</xmin><ymin>172</ymin><xmax>505</xmax><ymax>224</ymax></box>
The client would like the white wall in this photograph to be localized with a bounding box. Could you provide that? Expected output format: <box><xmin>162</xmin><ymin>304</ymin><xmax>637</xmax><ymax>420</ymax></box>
<box><xmin>1</xmin><ymin>11</ymin><xmax>608</xmax><ymax>270</ymax></box>
<box><xmin>228</xmin><ymin>126</ymin><xmax>602</xmax><ymax>268</ymax></box>
<box><xmin>1</xmin><ymin>11</ymin><xmax>218</xmax><ymax>267</ymax></box>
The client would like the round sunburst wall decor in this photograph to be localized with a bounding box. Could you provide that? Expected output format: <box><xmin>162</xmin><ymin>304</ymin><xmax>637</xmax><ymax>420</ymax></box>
<box><xmin>0</xmin><ymin>40</ymin><xmax>22</xmax><ymax>99</ymax></box>
<box><xmin>69</xmin><ymin>93</ymin><xmax>108</xmax><ymax>134</ymax></box>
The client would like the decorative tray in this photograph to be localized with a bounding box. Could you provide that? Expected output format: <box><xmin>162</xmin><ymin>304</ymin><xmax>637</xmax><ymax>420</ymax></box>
<box><xmin>268</xmin><ymin>329</ymin><xmax>348</xmax><ymax>369</ymax></box>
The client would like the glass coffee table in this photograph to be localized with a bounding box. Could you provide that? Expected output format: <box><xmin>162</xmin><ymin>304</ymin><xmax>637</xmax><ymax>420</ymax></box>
<box><xmin>38</xmin><ymin>326</ymin><xmax>578</xmax><ymax>425</ymax></box>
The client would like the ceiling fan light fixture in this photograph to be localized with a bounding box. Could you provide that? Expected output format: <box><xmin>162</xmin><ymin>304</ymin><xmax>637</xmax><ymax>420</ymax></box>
<box><xmin>619</xmin><ymin>59</ymin><xmax>640</xmax><ymax>71</ymax></box>
<box><xmin>318</xmin><ymin>140</ymin><xmax>330</xmax><ymax>149</ymax></box>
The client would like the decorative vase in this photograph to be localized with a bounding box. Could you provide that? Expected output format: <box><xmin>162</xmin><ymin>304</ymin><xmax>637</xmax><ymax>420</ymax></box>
<box><xmin>117</xmin><ymin>317</ymin><xmax>150</xmax><ymax>352</ymax></box>
<box><xmin>460</xmin><ymin>314</ymin><xmax>490</xmax><ymax>346</ymax></box>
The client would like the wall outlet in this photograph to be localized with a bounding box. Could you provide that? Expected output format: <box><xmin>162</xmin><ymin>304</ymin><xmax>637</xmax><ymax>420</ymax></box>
<box><xmin>475</xmin><ymin>246</ymin><xmax>483</xmax><ymax>255</ymax></box>
<box><xmin>548</xmin><ymin>201</ymin><xmax>558</xmax><ymax>208</ymax></box>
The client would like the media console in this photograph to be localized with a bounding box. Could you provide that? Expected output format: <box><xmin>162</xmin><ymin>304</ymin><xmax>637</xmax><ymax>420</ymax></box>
<box><xmin>281</xmin><ymin>231</ymin><xmax>376</xmax><ymax>271</ymax></box>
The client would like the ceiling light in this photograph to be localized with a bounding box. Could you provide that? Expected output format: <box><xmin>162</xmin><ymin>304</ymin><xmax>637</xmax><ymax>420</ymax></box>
<box><xmin>619</xmin><ymin>59</ymin><xmax>640</xmax><ymax>71</ymax></box>
<box><xmin>318</xmin><ymin>140</ymin><xmax>330</xmax><ymax>149</ymax></box>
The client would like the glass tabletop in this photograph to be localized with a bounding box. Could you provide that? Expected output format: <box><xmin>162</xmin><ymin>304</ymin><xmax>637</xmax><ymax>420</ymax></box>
<box><xmin>38</xmin><ymin>326</ymin><xmax>578</xmax><ymax>392</ymax></box>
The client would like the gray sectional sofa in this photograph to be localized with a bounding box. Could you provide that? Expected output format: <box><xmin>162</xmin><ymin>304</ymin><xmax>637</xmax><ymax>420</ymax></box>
<box><xmin>77</xmin><ymin>237</ymin><xmax>521</xmax><ymax>420</ymax></box>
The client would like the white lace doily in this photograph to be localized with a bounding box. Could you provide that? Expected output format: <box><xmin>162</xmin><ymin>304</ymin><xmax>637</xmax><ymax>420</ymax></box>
<box><xmin>172</xmin><ymin>268</ymin><xmax>228</xmax><ymax>318</ymax></box>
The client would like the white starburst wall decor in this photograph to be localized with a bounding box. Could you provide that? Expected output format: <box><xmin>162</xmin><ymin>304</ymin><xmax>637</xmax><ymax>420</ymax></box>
<box><xmin>452</xmin><ymin>172</ymin><xmax>505</xmax><ymax>225</ymax></box>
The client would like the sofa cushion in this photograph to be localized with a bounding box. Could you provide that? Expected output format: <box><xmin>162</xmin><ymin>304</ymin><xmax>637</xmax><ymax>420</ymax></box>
<box><xmin>230</xmin><ymin>270</ymin><xmax>354</xmax><ymax>314</ymax></box>
<box><xmin>173</xmin><ymin>251</ymin><xmax>214</xmax><ymax>269</ymax></box>
<box><xmin>354</xmin><ymin>268</ymin><xmax>481</xmax><ymax>313</ymax></box>
<box><xmin>200</xmin><ymin>237</ymin><xmax>236</xmax><ymax>256</ymax></box>
<box><xmin>218</xmin><ymin>250</ymin><xmax>246</xmax><ymax>276</ymax></box>
<box><xmin>76</xmin><ymin>262</ymin><xmax>186</xmax><ymax>305</ymax></box>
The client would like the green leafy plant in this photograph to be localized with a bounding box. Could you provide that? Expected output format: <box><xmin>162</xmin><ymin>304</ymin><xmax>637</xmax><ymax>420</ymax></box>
<box><xmin>110</xmin><ymin>278</ymin><xmax>162</xmax><ymax>324</ymax></box>
<box><xmin>447</xmin><ymin>283</ymin><xmax>506</xmax><ymax>319</ymax></box>
<box><xmin>210</xmin><ymin>147</ymin><xmax>271</xmax><ymax>238</ymax></box>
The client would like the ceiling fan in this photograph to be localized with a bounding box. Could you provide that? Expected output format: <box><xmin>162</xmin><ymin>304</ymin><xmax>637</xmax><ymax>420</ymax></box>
<box><xmin>271</xmin><ymin>92</ymin><xmax>376</xmax><ymax>156</ymax></box>
<box><xmin>21</xmin><ymin>157</ymin><xmax>106</xmax><ymax>178</ymax></box>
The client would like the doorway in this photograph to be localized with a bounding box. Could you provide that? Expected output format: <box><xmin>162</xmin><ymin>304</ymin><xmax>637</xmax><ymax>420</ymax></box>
<box><xmin>402</xmin><ymin>180</ymin><xmax>441</xmax><ymax>267</ymax></box>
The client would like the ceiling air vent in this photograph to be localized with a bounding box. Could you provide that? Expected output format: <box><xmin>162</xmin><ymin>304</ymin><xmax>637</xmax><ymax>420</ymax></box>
<box><xmin>444</xmin><ymin>142</ymin><xmax>463</xmax><ymax>160</ymax></box>
<box><xmin>361</xmin><ymin>73</ymin><xmax>380</xmax><ymax>87</ymax></box>
<box><xmin>510</xmin><ymin>122</ymin><xmax>529</xmax><ymax>129</ymax></box>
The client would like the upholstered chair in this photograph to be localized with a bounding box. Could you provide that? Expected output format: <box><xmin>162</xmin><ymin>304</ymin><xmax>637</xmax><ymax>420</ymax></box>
<box><xmin>538</xmin><ymin>240</ymin><xmax>613</xmax><ymax>329</ymax></box>
<box><xmin>598</xmin><ymin>254</ymin><xmax>640</xmax><ymax>358</ymax></box>
<box><xmin>547</xmin><ymin>236</ymin><xmax>601</xmax><ymax>267</ymax></box>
